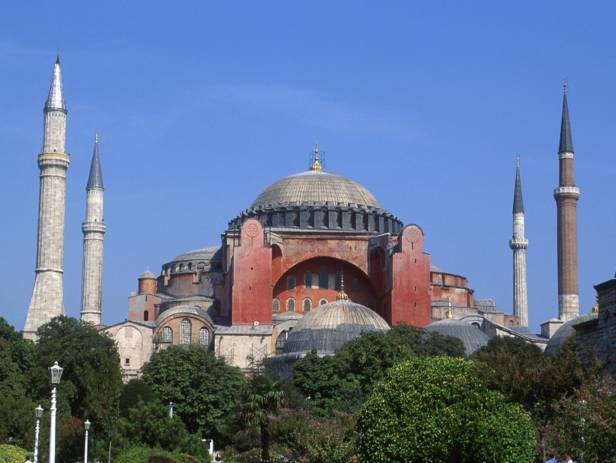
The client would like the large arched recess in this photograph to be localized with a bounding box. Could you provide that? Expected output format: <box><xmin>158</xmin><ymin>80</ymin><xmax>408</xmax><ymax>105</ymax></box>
<box><xmin>272</xmin><ymin>257</ymin><xmax>377</xmax><ymax>314</ymax></box>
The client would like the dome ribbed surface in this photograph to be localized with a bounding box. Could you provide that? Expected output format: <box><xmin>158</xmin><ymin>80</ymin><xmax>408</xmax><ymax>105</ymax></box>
<box><xmin>425</xmin><ymin>319</ymin><xmax>491</xmax><ymax>355</ymax></box>
<box><xmin>172</xmin><ymin>247</ymin><xmax>221</xmax><ymax>262</ymax></box>
<box><xmin>283</xmin><ymin>300</ymin><xmax>389</xmax><ymax>355</ymax></box>
<box><xmin>251</xmin><ymin>170</ymin><xmax>380</xmax><ymax>209</ymax></box>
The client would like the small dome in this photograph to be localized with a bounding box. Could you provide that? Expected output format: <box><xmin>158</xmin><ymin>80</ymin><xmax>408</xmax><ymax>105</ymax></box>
<box><xmin>544</xmin><ymin>314</ymin><xmax>597</xmax><ymax>356</ymax></box>
<box><xmin>172</xmin><ymin>247</ymin><xmax>221</xmax><ymax>262</ymax></box>
<box><xmin>251</xmin><ymin>170</ymin><xmax>381</xmax><ymax>210</ymax></box>
<box><xmin>283</xmin><ymin>299</ymin><xmax>389</xmax><ymax>356</ymax></box>
<box><xmin>425</xmin><ymin>319</ymin><xmax>491</xmax><ymax>355</ymax></box>
<box><xmin>139</xmin><ymin>269</ymin><xmax>157</xmax><ymax>279</ymax></box>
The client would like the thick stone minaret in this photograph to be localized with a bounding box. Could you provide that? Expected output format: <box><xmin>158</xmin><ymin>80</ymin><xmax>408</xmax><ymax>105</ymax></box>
<box><xmin>23</xmin><ymin>55</ymin><xmax>69</xmax><ymax>340</ymax></box>
<box><xmin>80</xmin><ymin>134</ymin><xmax>106</xmax><ymax>325</ymax></box>
<box><xmin>554</xmin><ymin>83</ymin><xmax>580</xmax><ymax>321</ymax></box>
<box><xmin>509</xmin><ymin>158</ymin><xmax>528</xmax><ymax>326</ymax></box>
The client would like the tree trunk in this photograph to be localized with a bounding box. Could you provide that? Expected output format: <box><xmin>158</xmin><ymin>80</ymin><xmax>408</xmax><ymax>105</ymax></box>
<box><xmin>260</xmin><ymin>420</ymin><xmax>271</xmax><ymax>463</ymax></box>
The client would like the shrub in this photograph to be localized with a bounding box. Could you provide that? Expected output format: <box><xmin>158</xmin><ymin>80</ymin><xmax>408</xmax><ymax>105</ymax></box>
<box><xmin>0</xmin><ymin>444</ymin><xmax>29</xmax><ymax>463</ymax></box>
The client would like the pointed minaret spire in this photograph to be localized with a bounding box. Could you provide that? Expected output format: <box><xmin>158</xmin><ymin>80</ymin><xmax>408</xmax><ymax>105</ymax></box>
<box><xmin>510</xmin><ymin>157</ymin><xmax>529</xmax><ymax>326</ymax></box>
<box><xmin>81</xmin><ymin>132</ymin><xmax>106</xmax><ymax>326</ymax></box>
<box><xmin>310</xmin><ymin>143</ymin><xmax>323</xmax><ymax>171</ymax></box>
<box><xmin>87</xmin><ymin>133</ymin><xmax>104</xmax><ymax>190</ymax></box>
<box><xmin>45</xmin><ymin>51</ymin><xmax>67</xmax><ymax>113</ymax></box>
<box><xmin>513</xmin><ymin>156</ymin><xmax>524</xmax><ymax>214</ymax></box>
<box><xmin>559</xmin><ymin>80</ymin><xmax>574</xmax><ymax>154</ymax></box>
<box><xmin>554</xmin><ymin>82</ymin><xmax>580</xmax><ymax>321</ymax></box>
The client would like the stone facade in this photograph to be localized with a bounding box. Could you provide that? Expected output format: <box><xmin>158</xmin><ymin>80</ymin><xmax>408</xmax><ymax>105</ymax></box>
<box><xmin>24</xmin><ymin>58</ymin><xmax>69</xmax><ymax>340</ymax></box>
<box><xmin>575</xmin><ymin>276</ymin><xmax>616</xmax><ymax>377</ymax></box>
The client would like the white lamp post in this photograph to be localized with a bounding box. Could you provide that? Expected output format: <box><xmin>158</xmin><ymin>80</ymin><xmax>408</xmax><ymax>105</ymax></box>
<box><xmin>33</xmin><ymin>405</ymin><xmax>43</xmax><ymax>463</ymax></box>
<box><xmin>168</xmin><ymin>401</ymin><xmax>174</xmax><ymax>419</ymax></box>
<box><xmin>83</xmin><ymin>420</ymin><xmax>91</xmax><ymax>463</ymax></box>
<box><xmin>48</xmin><ymin>361</ymin><xmax>63</xmax><ymax>463</ymax></box>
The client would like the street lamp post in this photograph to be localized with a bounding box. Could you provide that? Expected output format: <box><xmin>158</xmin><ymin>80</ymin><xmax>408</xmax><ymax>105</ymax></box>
<box><xmin>83</xmin><ymin>420</ymin><xmax>91</xmax><ymax>463</ymax></box>
<box><xmin>168</xmin><ymin>401</ymin><xmax>174</xmax><ymax>418</ymax></box>
<box><xmin>33</xmin><ymin>405</ymin><xmax>43</xmax><ymax>463</ymax></box>
<box><xmin>48</xmin><ymin>361</ymin><xmax>63</xmax><ymax>463</ymax></box>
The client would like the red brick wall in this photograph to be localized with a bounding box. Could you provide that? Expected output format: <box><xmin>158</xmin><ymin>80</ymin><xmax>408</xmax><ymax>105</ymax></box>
<box><xmin>272</xmin><ymin>257</ymin><xmax>376</xmax><ymax>313</ymax></box>
<box><xmin>390</xmin><ymin>225</ymin><xmax>431</xmax><ymax>327</ymax></box>
<box><xmin>230</xmin><ymin>220</ymin><xmax>273</xmax><ymax>324</ymax></box>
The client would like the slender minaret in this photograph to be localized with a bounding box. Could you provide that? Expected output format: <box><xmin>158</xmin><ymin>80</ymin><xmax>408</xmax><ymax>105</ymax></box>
<box><xmin>23</xmin><ymin>54</ymin><xmax>69</xmax><ymax>340</ymax></box>
<box><xmin>80</xmin><ymin>134</ymin><xmax>106</xmax><ymax>325</ymax></box>
<box><xmin>509</xmin><ymin>158</ymin><xmax>528</xmax><ymax>326</ymax></box>
<box><xmin>554</xmin><ymin>82</ymin><xmax>580</xmax><ymax>321</ymax></box>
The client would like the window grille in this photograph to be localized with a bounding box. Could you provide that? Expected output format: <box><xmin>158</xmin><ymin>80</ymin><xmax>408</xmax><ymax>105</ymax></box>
<box><xmin>199</xmin><ymin>327</ymin><xmax>209</xmax><ymax>346</ymax></box>
<box><xmin>287</xmin><ymin>298</ymin><xmax>296</xmax><ymax>312</ymax></box>
<box><xmin>180</xmin><ymin>319</ymin><xmax>192</xmax><ymax>345</ymax></box>
<box><xmin>162</xmin><ymin>326</ymin><xmax>173</xmax><ymax>343</ymax></box>
<box><xmin>303</xmin><ymin>299</ymin><xmax>312</xmax><ymax>312</ymax></box>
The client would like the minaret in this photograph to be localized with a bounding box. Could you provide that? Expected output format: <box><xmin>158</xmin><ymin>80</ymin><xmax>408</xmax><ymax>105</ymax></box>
<box><xmin>23</xmin><ymin>54</ymin><xmax>70</xmax><ymax>340</ymax></box>
<box><xmin>554</xmin><ymin>82</ymin><xmax>580</xmax><ymax>321</ymax></box>
<box><xmin>509</xmin><ymin>158</ymin><xmax>528</xmax><ymax>326</ymax></box>
<box><xmin>80</xmin><ymin>133</ymin><xmax>106</xmax><ymax>325</ymax></box>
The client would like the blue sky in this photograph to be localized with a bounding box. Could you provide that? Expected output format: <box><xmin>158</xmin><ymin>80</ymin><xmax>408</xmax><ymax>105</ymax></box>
<box><xmin>1</xmin><ymin>1</ymin><xmax>614</xmax><ymax>332</ymax></box>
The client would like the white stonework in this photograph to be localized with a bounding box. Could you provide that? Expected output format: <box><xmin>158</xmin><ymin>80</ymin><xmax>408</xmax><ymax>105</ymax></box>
<box><xmin>558</xmin><ymin>294</ymin><xmax>580</xmax><ymax>322</ymax></box>
<box><xmin>510</xmin><ymin>214</ymin><xmax>528</xmax><ymax>327</ymax></box>
<box><xmin>81</xmin><ymin>183</ymin><xmax>105</xmax><ymax>325</ymax></box>
<box><xmin>24</xmin><ymin>59</ymin><xmax>68</xmax><ymax>340</ymax></box>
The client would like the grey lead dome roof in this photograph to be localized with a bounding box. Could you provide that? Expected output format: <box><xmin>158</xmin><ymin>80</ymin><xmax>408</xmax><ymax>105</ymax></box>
<box><xmin>283</xmin><ymin>299</ymin><xmax>390</xmax><ymax>356</ymax></box>
<box><xmin>251</xmin><ymin>170</ymin><xmax>381</xmax><ymax>209</ymax></box>
<box><xmin>425</xmin><ymin>319</ymin><xmax>491</xmax><ymax>355</ymax></box>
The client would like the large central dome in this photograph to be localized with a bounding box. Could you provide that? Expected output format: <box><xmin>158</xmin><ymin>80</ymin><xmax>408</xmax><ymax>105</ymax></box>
<box><xmin>251</xmin><ymin>170</ymin><xmax>381</xmax><ymax>209</ymax></box>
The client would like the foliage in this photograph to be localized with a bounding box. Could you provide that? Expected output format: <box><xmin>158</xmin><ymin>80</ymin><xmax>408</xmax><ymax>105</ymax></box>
<box><xmin>119</xmin><ymin>379</ymin><xmax>154</xmax><ymax>417</ymax></box>
<box><xmin>0</xmin><ymin>318</ymin><xmax>35</xmax><ymax>447</ymax></box>
<box><xmin>0</xmin><ymin>444</ymin><xmax>29</xmax><ymax>463</ymax></box>
<box><xmin>292</xmin><ymin>324</ymin><xmax>465</xmax><ymax>416</ymax></box>
<box><xmin>239</xmin><ymin>375</ymin><xmax>285</xmax><ymax>463</ymax></box>
<box><xmin>114</xmin><ymin>445</ymin><xmax>208</xmax><ymax>463</ymax></box>
<box><xmin>31</xmin><ymin>317</ymin><xmax>122</xmax><ymax>440</ymax></box>
<box><xmin>113</xmin><ymin>401</ymin><xmax>208</xmax><ymax>459</ymax></box>
<box><xmin>142</xmin><ymin>346</ymin><xmax>246</xmax><ymax>441</ymax></box>
<box><xmin>542</xmin><ymin>375</ymin><xmax>616</xmax><ymax>463</ymax></box>
<box><xmin>357</xmin><ymin>357</ymin><xmax>536</xmax><ymax>463</ymax></box>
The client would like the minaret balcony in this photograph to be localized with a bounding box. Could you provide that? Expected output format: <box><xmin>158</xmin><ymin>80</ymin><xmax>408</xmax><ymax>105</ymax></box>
<box><xmin>509</xmin><ymin>239</ymin><xmax>528</xmax><ymax>250</ymax></box>
<box><xmin>553</xmin><ymin>186</ymin><xmax>580</xmax><ymax>199</ymax></box>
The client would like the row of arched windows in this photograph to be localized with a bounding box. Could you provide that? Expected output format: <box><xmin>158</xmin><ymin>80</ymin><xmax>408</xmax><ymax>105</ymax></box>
<box><xmin>286</xmin><ymin>270</ymin><xmax>360</xmax><ymax>292</ymax></box>
<box><xmin>272</xmin><ymin>297</ymin><xmax>329</xmax><ymax>313</ymax></box>
<box><xmin>161</xmin><ymin>320</ymin><xmax>210</xmax><ymax>346</ymax></box>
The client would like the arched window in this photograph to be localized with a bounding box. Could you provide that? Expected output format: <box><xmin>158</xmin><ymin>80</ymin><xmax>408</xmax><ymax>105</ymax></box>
<box><xmin>272</xmin><ymin>298</ymin><xmax>280</xmax><ymax>312</ymax></box>
<box><xmin>143</xmin><ymin>311</ymin><xmax>149</xmax><ymax>321</ymax></box>
<box><xmin>303</xmin><ymin>298</ymin><xmax>312</xmax><ymax>312</ymax></box>
<box><xmin>287</xmin><ymin>298</ymin><xmax>296</xmax><ymax>312</ymax></box>
<box><xmin>162</xmin><ymin>326</ymin><xmax>173</xmax><ymax>343</ymax></box>
<box><xmin>287</xmin><ymin>275</ymin><xmax>296</xmax><ymax>291</ymax></box>
<box><xmin>180</xmin><ymin>319</ymin><xmax>192</xmax><ymax>345</ymax></box>
<box><xmin>319</xmin><ymin>299</ymin><xmax>328</xmax><ymax>306</ymax></box>
<box><xmin>318</xmin><ymin>266</ymin><xmax>328</xmax><ymax>289</ymax></box>
<box><xmin>199</xmin><ymin>327</ymin><xmax>210</xmax><ymax>346</ymax></box>
<box><xmin>304</xmin><ymin>272</ymin><xmax>312</xmax><ymax>288</ymax></box>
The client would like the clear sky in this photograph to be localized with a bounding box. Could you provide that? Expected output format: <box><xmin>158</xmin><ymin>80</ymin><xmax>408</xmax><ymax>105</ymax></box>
<box><xmin>1</xmin><ymin>1</ymin><xmax>614</xmax><ymax>332</ymax></box>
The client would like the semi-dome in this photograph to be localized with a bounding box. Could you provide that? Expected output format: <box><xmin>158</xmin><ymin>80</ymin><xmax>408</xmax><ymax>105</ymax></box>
<box><xmin>282</xmin><ymin>299</ymin><xmax>390</xmax><ymax>356</ymax></box>
<box><xmin>425</xmin><ymin>319</ymin><xmax>491</xmax><ymax>355</ymax></box>
<box><xmin>251</xmin><ymin>170</ymin><xmax>381</xmax><ymax>209</ymax></box>
<box><xmin>173</xmin><ymin>247</ymin><xmax>221</xmax><ymax>263</ymax></box>
<box><xmin>544</xmin><ymin>314</ymin><xmax>597</xmax><ymax>356</ymax></box>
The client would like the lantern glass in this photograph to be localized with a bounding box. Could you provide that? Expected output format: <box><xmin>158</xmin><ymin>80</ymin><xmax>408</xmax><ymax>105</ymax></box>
<box><xmin>49</xmin><ymin>361</ymin><xmax>63</xmax><ymax>385</ymax></box>
<box><xmin>84</xmin><ymin>419</ymin><xmax>91</xmax><ymax>431</ymax></box>
<box><xmin>35</xmin><ymin>405</ymin><xmax>44</xmax><ymax>419</ymax></box>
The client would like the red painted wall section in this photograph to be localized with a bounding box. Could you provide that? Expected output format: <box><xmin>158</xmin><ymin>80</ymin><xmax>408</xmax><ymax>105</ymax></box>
<box><xmin>390</xmin><ymin>225</ymin><xmax>432</xmax><ymax>327</ymax></box>
<box><xmin>231</xmin><ymin>219</ymin><xmax>273</xmax><ymax>325</ymax></box>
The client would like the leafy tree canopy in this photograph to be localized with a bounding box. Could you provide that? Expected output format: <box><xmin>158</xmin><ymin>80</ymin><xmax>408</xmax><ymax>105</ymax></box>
<box><xmin>292</xmin><ymin>324</ymin><xmax>465</xmax><ymax>416</ymax></box>
<box><xmin>142</xmin><ymin>346</ymin><xmax>246</xmax><ymax>441</ymax></box>
<box><xmin>0</xmin><ymin>444</ymin><xmax>29</xmax><ymax>463</ymax></box>
<box><xmin>357</xmin><ymin>357</ymin><xmax>536</xmax><ymax>463</ymax></box>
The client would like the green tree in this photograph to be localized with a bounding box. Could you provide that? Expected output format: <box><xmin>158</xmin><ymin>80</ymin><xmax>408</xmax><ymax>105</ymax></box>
<box><xmin>292</xmin><ymin>324</ymin><xmax>464</xmax><ymax>416</ymax></box>
<box><xmin>30</xmin><ymin>316</ymin><xmax>123</xmax><ymax>462</ymax></box>
<box><xmin>239</xmin><ymin>375</ymin><xmax>285</xmax><ymax>463</ymax></box>
<box><xmin>142</xmin><ymin>346</ymin><xmax>246</xmax><ymax>441</ymax></box>
<box><xmin>119</xmin><ymin>379</ymin><xmax>154</xmax><ymax>417</ymax></box>
<box><xmin>357</xmin><ymin>357</ymin><xmax>536</xmax><ymax>463</ymax></box>
<box><xmin>542</xmin><ymin>375</ymin><xmax>616</xmax><ymax>462</ymax></box>
<box><xmin>0</xmin><ymin>318</ymin><xmax>35</xmax><ymax>448</ymax></box>
<box><xmin>0</xmin><ymin>444</ymin><xmax>29</xmax><ymax>463</ymax></box>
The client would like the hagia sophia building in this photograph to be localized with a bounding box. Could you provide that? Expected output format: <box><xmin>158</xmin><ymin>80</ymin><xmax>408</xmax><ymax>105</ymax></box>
<box><xmin>22</xmin><ymin>55</ymin><xmax>585</xmax><ymax>378</ymax></box>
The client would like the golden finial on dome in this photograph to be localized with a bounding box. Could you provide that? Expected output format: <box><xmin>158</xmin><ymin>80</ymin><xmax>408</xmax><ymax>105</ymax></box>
<box><xmin>447</xmin><ymin>298</ymin><xmax>453</xmax><ymax>319</ymax></box>
<box><xmin>310</xmin><ymin>143</ymin><xmax>323</xmax><ymax>172</ymax></box>
<box><xmin>592</xmin><ymin>294</ymin><xmax>600</xmax><ymax>314</ymax></box>
<box><xmin>336</xmin><ymin>271</ymin><xmax>349</xmax><ymax>301</ymax></box>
